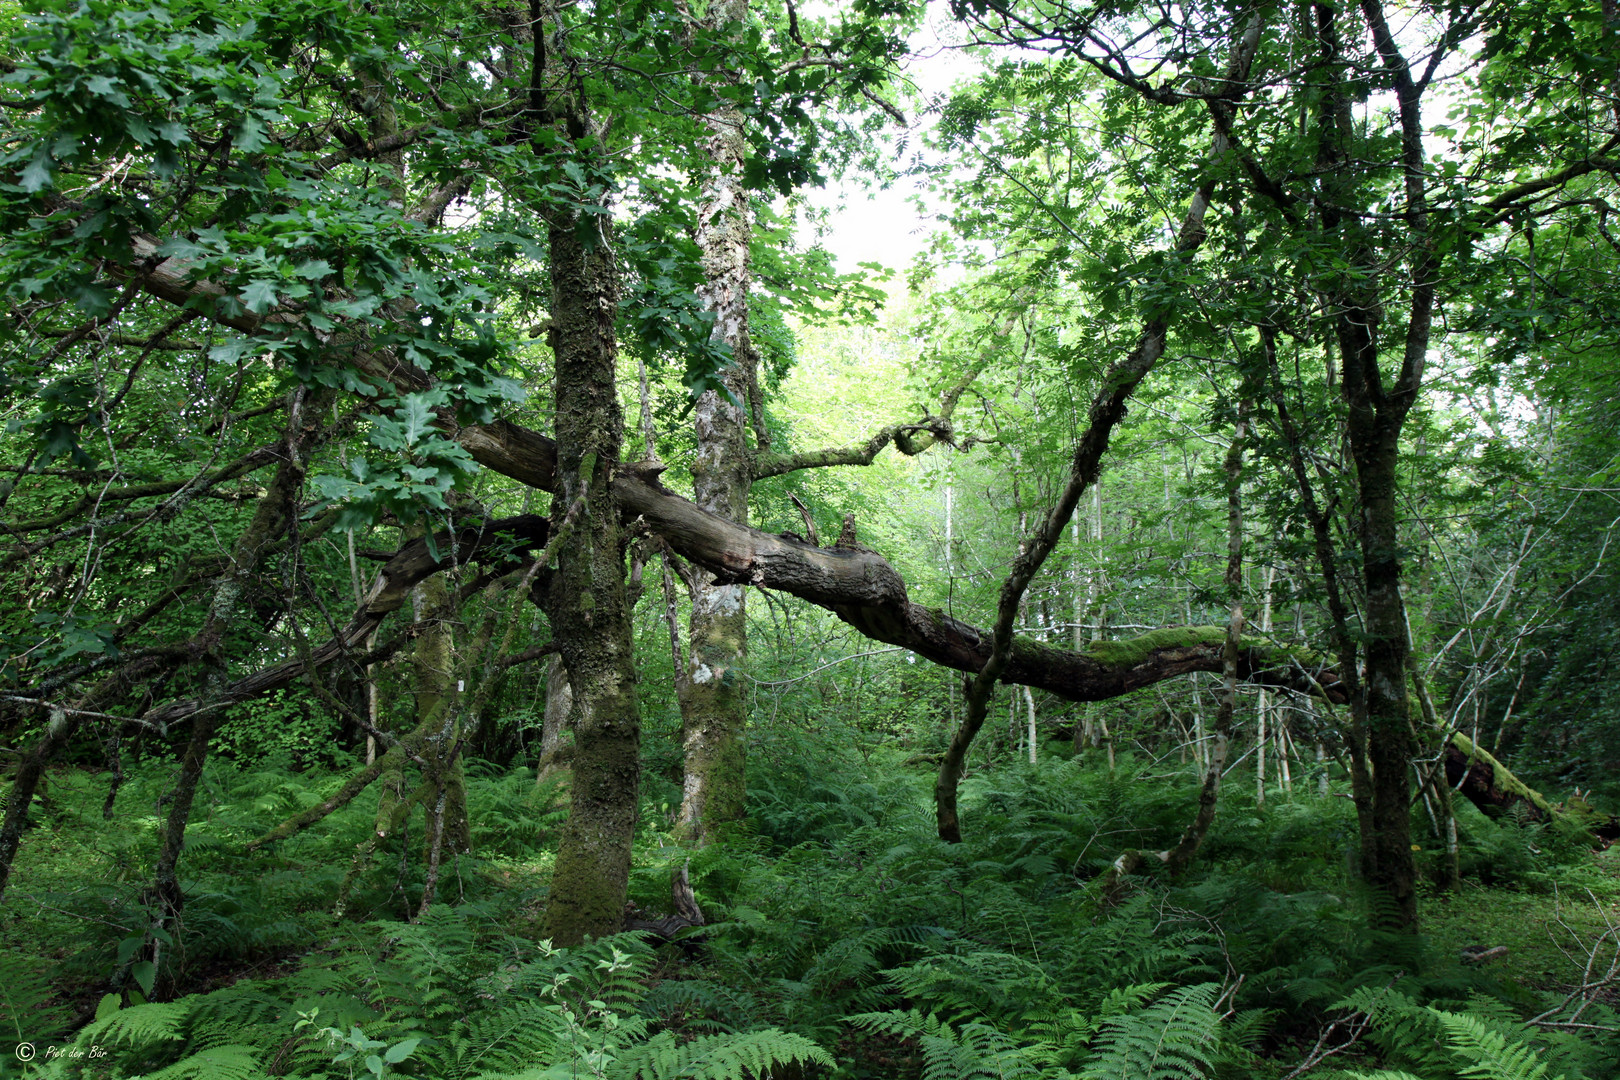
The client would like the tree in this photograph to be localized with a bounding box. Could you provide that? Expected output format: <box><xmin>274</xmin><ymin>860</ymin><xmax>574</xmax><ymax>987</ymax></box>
<box><xmin>935</xmin><ymin>0</ymin><xmax>1620</xmax><ymax>928</ymax></box>
<box><xmin>3</xmin><ymin>0</ymin><xmax>1614</xmax><ymax>949</ymax></box>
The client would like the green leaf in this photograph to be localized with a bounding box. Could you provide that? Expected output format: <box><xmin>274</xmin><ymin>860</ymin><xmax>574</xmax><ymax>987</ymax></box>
<box><xmin>68</xmin><ymin>281</ymin><xmax>114</xmax><ymax>317</ymax></box>
<box><xmin>236</xmin><ymin>115</ymin><xmax>269</xmax><ymax>153</ymax></box>
<box><xmin>399</xmin><ymin>392</ymin><xmax>439</xmax><ymax>447</ymax></box>
<box><xmin>131</xmin><ymin>961</ymin><xmax>156</xmax><ymax>997</ymax></box>
<box><xmin>20</xmin><ymin>148</ymin><xmax>54</xmax><ymax>192</ymax></box>
<box><xmin>383</xmin><ymin>1038</ymin><xmax>420</xmax><ymax>1064</ymax></box>
<box><xmin>209</xmin><ymin>339</ymin><xmax>252</xmax><ymax>364</ymax></box>
<box><xmin>240</xmin><ymin>279</ymin><xmax>279</xmax><ymax>314</ymax></box>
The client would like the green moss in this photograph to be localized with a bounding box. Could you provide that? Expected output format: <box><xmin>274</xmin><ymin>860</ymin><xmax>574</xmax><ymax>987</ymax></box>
<box><xmin>1085</xmin><ymin>626</ymin><xmax>1228</xmax><ymax>667</ymax></box>
<box><xmin>1450</xmin><ymin>733</ymin><xmax>1555</xmax><ymax>813</ymax></box>
<box><xmin>1078</xmin><ymin>626</ymin><xmax>1327</xmax><ymax>673</ymax></box>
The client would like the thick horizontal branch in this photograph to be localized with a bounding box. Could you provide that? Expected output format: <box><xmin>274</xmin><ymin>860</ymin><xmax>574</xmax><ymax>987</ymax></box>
<box><xmin>115</xmin><ymin>229</ymin><xmax>1342</xmax><ymax>708</ymax></box>
<box><xmin>455</xmin><ymin>424</ymin><xmax>1341</xmax><ymax>701</ymax></box>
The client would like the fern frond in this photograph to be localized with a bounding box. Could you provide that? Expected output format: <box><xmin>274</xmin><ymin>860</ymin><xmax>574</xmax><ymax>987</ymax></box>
<box><xmin>610</xmin><ymin>1028</ymin><xmax>832</xmax><ymax>1080</ymax></box>
<box><xmin>1094</xmin><ymin>983</ymin><xmax>1171</xmax><ymax>1017</ymax></box>
<box><xmin>79</xmin><ymin>1001</ymin><xmax>189</xmax><ymax>1049</ymax></box>
<box><xmin>641</xmin><ymin>979</ymin><xmax>763</xmax><ymax>1034</ymax></box>
<box><xmin>1081</xmin><ymin>982</ymin><xmax>1221</xmax><ymax>1080</ymax></box>
<box><xmin>138</xmin><ymin>1044</ymin><xmax>262</xmax><ymax>1080</ymax></box>
<box><xmin>437</xmin><ymin>999</ymin><xmax>568</xmax><ymax>1079</ymax></box>
<box><xmin>0</xmin><ymin>955</ymin><xmax>71</xmax><ymax>1055</ymax></box>
<box><xmin>1431</xmin><ymin>1009</ymin><xmax>1564</xmax><ymax>1080</ymax></box>
<box><xmin>848</xmin><ymin>1010</ymin><xmax>1047</xmax><ymax>1080</ymax></box>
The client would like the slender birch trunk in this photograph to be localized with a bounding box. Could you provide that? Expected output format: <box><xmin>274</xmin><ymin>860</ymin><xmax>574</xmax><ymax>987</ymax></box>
<box><xmin>677</xmin><ymin>0</ymin><xmax>757</xmax><ymax>842</ymax></box>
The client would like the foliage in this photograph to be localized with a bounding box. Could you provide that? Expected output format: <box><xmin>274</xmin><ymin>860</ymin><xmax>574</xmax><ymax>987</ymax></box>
<box><xmin>2</xmin><ymin>0</ymin><xmax>1620</xmax><ymax>1075</ymax></box>
<box><xmin>3</xmin><ymin>741</ymin><xmax>1618</xmax><ymax>1079</ymax></box>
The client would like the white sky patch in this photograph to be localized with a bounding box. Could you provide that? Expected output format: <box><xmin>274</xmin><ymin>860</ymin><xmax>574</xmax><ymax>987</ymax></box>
<box><xmin>804</xmin><ymin>2</ymin><xmax>1483</xmax><ymax>281</ymax></box>
<box><xmin>802</xmin><ymin>0</ymin><xmax>984</xmax><ymax>276</ymax></box>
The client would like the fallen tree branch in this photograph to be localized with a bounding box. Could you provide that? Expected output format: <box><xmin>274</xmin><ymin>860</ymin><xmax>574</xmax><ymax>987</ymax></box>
<box><xmin>113</xmin><ymin>233</ymin><xmax>1345</xmax><ymax>716</ymax></box>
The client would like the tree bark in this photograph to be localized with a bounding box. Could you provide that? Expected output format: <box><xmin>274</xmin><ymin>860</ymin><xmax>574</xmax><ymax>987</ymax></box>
<box><xmin>534</xmin><ymin>138</ymin><xmax>641</xmax><ymax>943</ymax></box>
<box><xmin>678</xmin><ymin>0</ymin><xmax>755</xmax><ymax>842</ymax></box>
<box><xmin>1444</xmin><ymin>733</ymin><xmax>1620</xmax><ymax>840</ymax></box>
<box><xmin>407</xmin><ymin>540</ymin><xmax>472</xmax><ymax>857</ymax></box>
<box><xmin>536</xmin><ymin>653</ymin><xmax>575</xmax><ymax>783</ymax></box>
<box><xmin>1317</xmin><ymin>0</ymin><xmax>1436</xmax><ymax>932</ymax></box>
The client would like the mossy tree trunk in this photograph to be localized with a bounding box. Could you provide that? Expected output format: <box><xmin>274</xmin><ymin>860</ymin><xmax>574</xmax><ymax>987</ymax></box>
<box><xmin>407</xmin><ymin>550</ymin><xmax>472</xmax><ymax>858</ymax></box>
<box><xmin>540</xmin><ymin>208</ymin><xmax>640</xmax><ymax>944</ymax></box>
<box><xmin>1444</xmin><ymin>733</ymin><xmax>1619</xmax><ymax>840</ymax></box>
<box><xmin>1318</xmin><ymin>0</ymin><xmax>1430</xmax><ymax>931</ymax></box>
<box><xmin>529</xmin><ymin>42</ymin><xmax>642</xmax><ymax>937</ymax></box>
<box><xmin>675</xmin><ymin>0</ymin><xmax>757</xmax><ymax>845</ymax></box>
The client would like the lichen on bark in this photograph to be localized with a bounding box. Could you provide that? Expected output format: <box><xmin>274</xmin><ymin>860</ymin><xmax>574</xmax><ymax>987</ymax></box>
<box><xmin>536</xmin><ymin>185</ymin><xmax>642</xmax><ymax>946</ymax></box>
<box><xmin>676</xmin><ymin>0</ymin><xmax>756</xmax><ymax>844</ymax></box>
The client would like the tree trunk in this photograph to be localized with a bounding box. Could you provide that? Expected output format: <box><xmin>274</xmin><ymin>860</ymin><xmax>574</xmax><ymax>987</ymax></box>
<box><xmin>677</xmin><ymin>0</ymin><xmax>756</xmax><ymax>844</ymax></box>
<box><xmin>536</xmin><ymin>653</ymin><xmax>575</xmax><ymax>783</ymax></box>
<box><xmin>539</xmin><ymin>191</ymin><xmax>641</xmax><ymax>946</ymax></box>
<box><xmin>1445</xmin><ymin>733</ymin><xmax>1619</xmax><ymax>840</ymax></box>
<box><xmin>1256</xmin><ymin>565</ymin><xmax>1275</xmax><ymax>806</ymax></box>
<box><xmin>409</xmin><ymin>539</ymin><xmax>472</xmax><ymax>856</ymax></box>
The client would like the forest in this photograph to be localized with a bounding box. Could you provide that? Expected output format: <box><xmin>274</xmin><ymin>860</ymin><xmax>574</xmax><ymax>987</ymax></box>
<box><xmin>1</xmin><ymin>0</ymin><xmax>1619</xmax><ymax>1075</ymax></box>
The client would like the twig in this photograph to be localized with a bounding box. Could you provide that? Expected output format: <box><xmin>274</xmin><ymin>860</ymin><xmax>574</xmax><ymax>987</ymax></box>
<box><xmin>741</xmin><ymin>647</ymin><xmax>909</xmax><ymax>686</ymax></box>
<box><xmin>1281</xmin><ymin>975</ymin><xmax>1404</xmax><ymax>1080</ymax></box>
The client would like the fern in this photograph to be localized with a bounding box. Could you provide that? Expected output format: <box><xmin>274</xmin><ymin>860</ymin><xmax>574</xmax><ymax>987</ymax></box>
<box><xmin>1432</xmin><ymin>1010</ymin><xmax>1564</xmax><ymax>1080</ymax></box>
<box><xmin>884</xmin><ymin>947</ymin><xmax>1058</xmax><ymax>1025</ymax></box>
<box><xmin>77</xmin><ymin>1000</ymin><xmax>189</xmax><ymax>1050</ymax></box>
<box><xmin>1081</xmin><ymin>982</ymin><xmax>1222</xmax><ymax>1080</ymax></box>
<box><xmin>0</xmin><ymin>954</ymin><xmax>71</xmax><ymax>1058</ymax></box>
<box><xmin>1332</xmin><ymin>988</ymin><xmax>1578</xmax><ymax>1080</ymax></box>
<box><xmin>610</xmin><ymin>1028</ymin><xmax>833</xmax><ymax>1080</ymax></box>
<box><xmin>437</xmin><ymin>998</ymin><xmax>569</xmax><ymax>1078</ymax></box>
<box><xmin>849</xmin><ymin>1009</ymin><xmax>1053</xmax><ymax>1080</ymax></box>
<box><xmin>641</xmin><ymin>978</ymin><xmax>765</xmax><ymax>1034</ymax></box>
<box><xmin>1331</xmin><ymin>985</ymin><xmax>1456</xmax><ymax>1078</ymax></box>
<box><xmin>138</xmin><ymin>1044</ymin><xmax>263</xmax><ymax>1080</ymax></box>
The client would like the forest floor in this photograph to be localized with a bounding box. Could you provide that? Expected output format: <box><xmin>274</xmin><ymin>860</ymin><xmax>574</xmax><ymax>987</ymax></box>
<box><xmin>1423</xmin><ymin>848</ymin><xmax>1620</xmax><ymax>990</ymax></box>
<box><xmin>2</xmin><ymin>751</ymin><xmax>1618</xmax><ymax>1079</ymax></box>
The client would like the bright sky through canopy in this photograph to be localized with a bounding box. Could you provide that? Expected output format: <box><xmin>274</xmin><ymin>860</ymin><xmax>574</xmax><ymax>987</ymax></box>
<box><xmin>805</xmin><ymin>0</ymin><xmax>980</xmax><ymax>274</ymax></box>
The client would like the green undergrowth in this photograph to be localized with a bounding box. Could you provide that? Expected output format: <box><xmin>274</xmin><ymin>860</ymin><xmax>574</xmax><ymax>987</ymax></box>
<box><xmin>1</xmin><ymin>736</ymin><xmax>1616</xmax><ymax>1079</ymax></box>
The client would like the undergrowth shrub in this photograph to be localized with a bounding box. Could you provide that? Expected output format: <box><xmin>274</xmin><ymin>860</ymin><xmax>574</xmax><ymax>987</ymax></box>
<box><xmin>23</xmin><ymin>913</ymin><xmax>830</xmax><ymax>1080</ymax></box>
<box><xmin>210</xmin><ymin>691</ymin><xmax>342</xmax><ymax>771</ymax></box>
<box><xmin>4</xmin><ymin>732</ymin><xmax>1616</xmax><ymax>1080</ymax></box>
